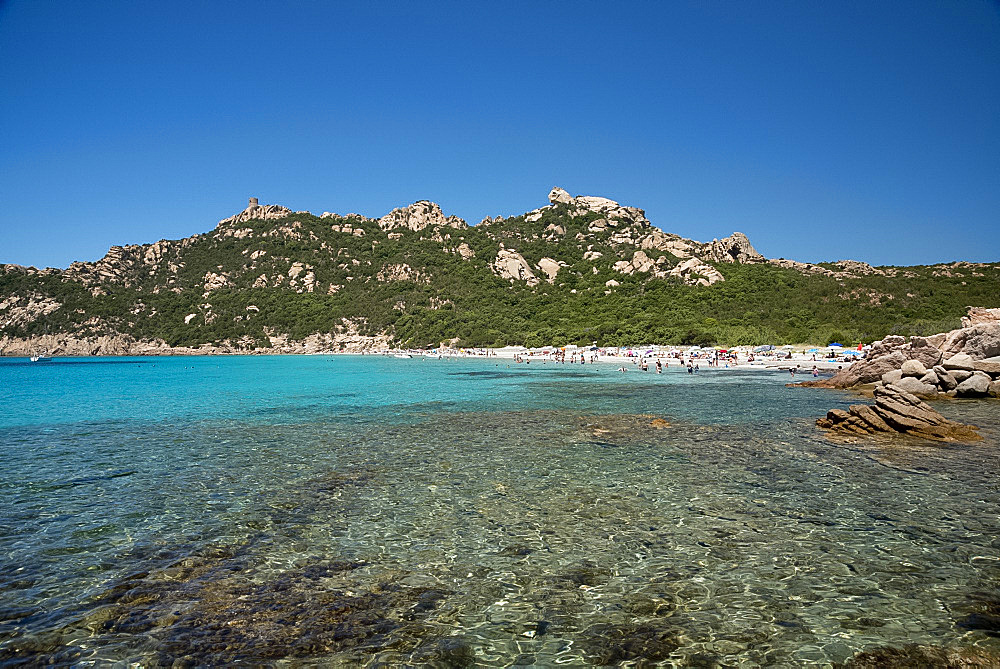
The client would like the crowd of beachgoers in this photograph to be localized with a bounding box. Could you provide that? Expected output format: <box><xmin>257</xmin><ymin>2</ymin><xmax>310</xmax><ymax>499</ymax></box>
<box><xmin>369</xmin><ymin>344</ymin><xmax>857</xmax><ymax>373</ymax></box>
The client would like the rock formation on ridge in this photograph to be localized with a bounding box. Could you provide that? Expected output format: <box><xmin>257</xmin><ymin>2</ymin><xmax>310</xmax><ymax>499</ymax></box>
<box><xmin>218</xmin><ymin>198</ymin><xmax>293</xmax><ymax>227</ymax></box>
<box><xmin>377</xmin><ymin>201</ymin><xmax>466</xmax><ymax>232</ymax></box>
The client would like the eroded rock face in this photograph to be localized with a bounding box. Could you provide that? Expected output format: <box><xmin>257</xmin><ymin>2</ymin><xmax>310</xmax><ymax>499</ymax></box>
<box><xmin>962</xmin><ymin>307</ymin><xmax>1000</xmax><ymax>327</ymax></box>
<box><xmin>533</xmin><ymin>186</ymin><xmax>650</xmax><ymax>227</ymax></box>
<box><xmin>375</xmin><ymin>263</ymin><xmax>429</xmax><ymax>284</ymax></box>
<box><xmin>817</xmin><ymin>384</ymin><xmax>980</xmax><ymax>442</ymax></box>
<box><xmin>767</xmin><ymin>257</ymin><xmax>890</xmax><ymax>279</ymax></box>
<box><xmin>537</xmin><ymin>257</ymin><xmax>562</xmax><ymax>283</ymax></box>
<box><xmin>202</xmin><ymin>271</ymin><xmax>232</xmax><ymax>296</ymax></box>
<box><xmin>702</xmin><ymin>232</ymin><xmax>765</xmax><ymax>264</ymax></box>
<box><xmin>454</xmin><ymin>243</ymin><xmax>475</xmax><ymax>260</ymax></box>
<box><xmin>0</xmin><ymin>295</ymin><xmax>62</xmax><ymax>330</ymax></box>
<box><xmin>491</xmin><ymin>247</ymin><xmax>539</xmax><ymax>286</ymax></box>
<box><xmin>548</xmin><ymin>186</ymin><xmax>574</xmax><ymax>205</ymax></box>
<box><xmin>321</xmin><ymin>211</ymin><xmax>372</xmax><ymax>223</ymax></box>
<box><xmin>613</xmin><ymin>250</ymin><xmax>658</xmax><ymax>276</ymax></box>
<box><xmin>668</xmin><ymin>258</ymin><xmax>725</xmax><ymax>286</ymax></box>
<box><xmin>378</xmin><ymin>201</ymin><xmax>466</xmax><ymax>232</ymax></box>
<box><xmin>937</xmin><ymin>322</ymin><xmax>1000</xmax><ymax>360</ymax></box>
<box><xmin>832</xmin><ymin>259</ymin><xmax>883</xmax><ymax>276</ymax></box>
<box><xmin>638</xmin><ymin>230</ymin><xmax>695</xmax><ymax>258</ymax></box>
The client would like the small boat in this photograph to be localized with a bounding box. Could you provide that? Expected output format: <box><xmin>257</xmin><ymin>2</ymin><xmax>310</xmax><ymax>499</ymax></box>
<box><xmin>30</xmin><ymin>352</ymin><xmax>52</xmax><ymax>363</ymax></box>
<box><xmin>394</xmin><ymin>353</ymin><xmax>412</xmax><ymax>359</ymax></box>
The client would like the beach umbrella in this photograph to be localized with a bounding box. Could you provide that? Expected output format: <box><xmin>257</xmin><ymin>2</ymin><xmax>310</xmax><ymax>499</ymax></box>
<box><xmin>829</xmin><ymin>343</ymin><xmax>843</xmax><ymax>348</ymax></box>
<box><xmin>807</xmin><ymin>348</ymin><xmax>819</xmax><ymax>353</ymax></box>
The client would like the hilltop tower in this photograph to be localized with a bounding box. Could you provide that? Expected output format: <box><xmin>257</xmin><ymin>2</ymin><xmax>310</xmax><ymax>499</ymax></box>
<box><xmin>248</xmin><ymin>197</ymin><xmax>259</xmax><ymax>208</ymax></box>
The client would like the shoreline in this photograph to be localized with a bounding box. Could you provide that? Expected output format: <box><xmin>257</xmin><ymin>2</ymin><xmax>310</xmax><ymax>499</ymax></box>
<box><xmin>1</xmin><ymin>345</ymin><xmax>852</xmax><ymax>374</ymax></box>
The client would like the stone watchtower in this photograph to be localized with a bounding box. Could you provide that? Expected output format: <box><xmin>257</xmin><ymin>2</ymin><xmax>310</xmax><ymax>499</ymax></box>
<box><xmin>248</xmin><ymin>197</ymin><xmax>259</xmax><ymax>208</ymax></box>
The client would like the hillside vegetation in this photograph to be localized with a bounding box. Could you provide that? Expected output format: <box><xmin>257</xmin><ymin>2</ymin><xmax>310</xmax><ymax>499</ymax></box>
<box><xmin>2</xmin><ymin>188</ymin><xmax>998</xmax><ymax>351</ymax></box>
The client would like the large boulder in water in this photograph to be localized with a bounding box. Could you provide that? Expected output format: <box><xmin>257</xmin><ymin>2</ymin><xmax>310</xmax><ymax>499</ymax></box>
<box><xmin>816</xmin><ymin>383</ymin><xmax>980</xmax><ymax>442</ymax></box>
<box><xmin>893</xmin><ymin>376</ymin><xmax>937</xmax><ymax>397</ymax></box>
<box><xmin>956</xmin><ymin>372</ymin><xmax>991</xmax><ymax>397</ymax></box>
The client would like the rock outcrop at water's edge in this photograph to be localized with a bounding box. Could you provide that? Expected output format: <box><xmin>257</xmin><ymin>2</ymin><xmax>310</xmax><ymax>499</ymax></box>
<box><xmin>800</xmin><ymin>309</ymin><xmax>1000</xmax><ymax>398</ymax></box>
<box><xmin>816</xmin><ymin>384</ymin><xmax>981</xmax><ymax>442</ymax></box>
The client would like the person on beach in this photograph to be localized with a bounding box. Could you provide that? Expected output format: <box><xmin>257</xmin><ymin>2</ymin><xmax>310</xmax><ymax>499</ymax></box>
<box><xmin>812</xmin><ymin>365</ymin><xmax>819</xmax><ymax>377</ymax></box>
<box><xmin>655</xmin><ymin>359</ymin><xmax>662</xmax><ymax>374</ymax></box>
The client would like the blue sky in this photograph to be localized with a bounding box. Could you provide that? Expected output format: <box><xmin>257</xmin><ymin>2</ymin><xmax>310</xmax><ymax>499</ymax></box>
<box><xmin>1</xmin><ymin>1</ymin><xmax>998</xmax><ymax>268</ymax></box>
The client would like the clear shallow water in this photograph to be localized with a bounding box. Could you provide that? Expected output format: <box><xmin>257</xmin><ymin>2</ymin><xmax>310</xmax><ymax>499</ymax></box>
<box><xmin>1</xmin><ymin>355</ymin><xmax>999</xmax><ymax>666</ymax></box>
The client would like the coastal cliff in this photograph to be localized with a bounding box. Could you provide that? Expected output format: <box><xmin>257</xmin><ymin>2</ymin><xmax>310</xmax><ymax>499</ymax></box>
<box><xmin>2</xmin><ymin>189</ymin><xmax>999</xmax><ymax>352</ymax></box>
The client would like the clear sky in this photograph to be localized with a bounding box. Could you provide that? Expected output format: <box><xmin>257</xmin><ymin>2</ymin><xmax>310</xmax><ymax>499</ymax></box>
<box><xmin>1</xmin><ymin>1</ymin><xmax>998</xmax><ymax>268</ymax></box>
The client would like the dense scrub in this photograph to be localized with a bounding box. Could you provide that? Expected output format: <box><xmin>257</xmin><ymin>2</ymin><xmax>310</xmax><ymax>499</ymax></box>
<box><xmin>2</xmin><ymin>207</ymin><xmax>997</xmax><ymax>349</ymax></box>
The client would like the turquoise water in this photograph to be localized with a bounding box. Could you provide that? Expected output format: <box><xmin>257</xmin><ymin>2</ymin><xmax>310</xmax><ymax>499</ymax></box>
<box><xmin>1</xmin><ymin>355</ymin><xmax>999</xmax><ymax>666</ymax></box>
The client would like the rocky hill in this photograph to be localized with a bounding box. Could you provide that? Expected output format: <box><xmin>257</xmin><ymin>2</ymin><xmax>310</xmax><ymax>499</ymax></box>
<box><xmin>2</xmin><ymin>187</ymin><xmax>999</xmax><ymax>354</ymax></box>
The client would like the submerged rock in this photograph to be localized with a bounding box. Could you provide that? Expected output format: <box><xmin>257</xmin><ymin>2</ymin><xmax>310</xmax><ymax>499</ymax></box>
<box><xmin>840</xmin><ymin>643</ymin><xmax>1000</xmax><ymax>668</ymax></box>
<box><xmin>816</xmin><ymin>384</ymin><xmax>981</xmax><ymax>442</ymax></box>
<box><xmin>579</xmin><ymin>621</ymin><xmax>681</xmax><ymax>666</ymax></box>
